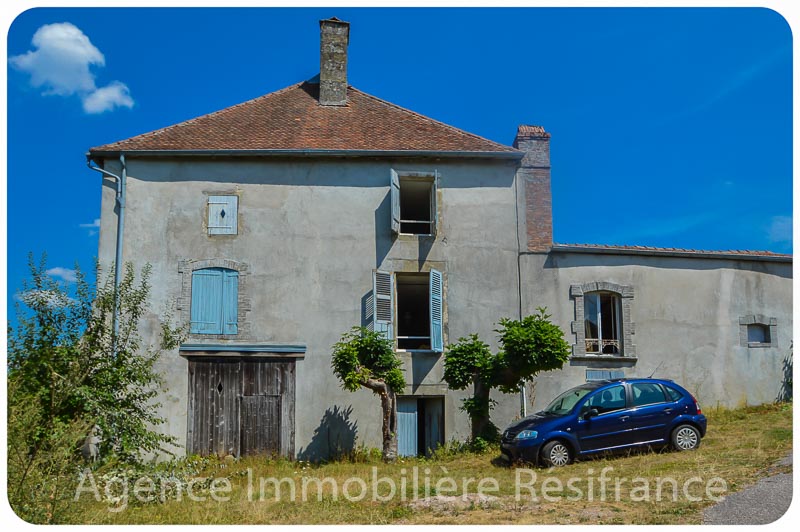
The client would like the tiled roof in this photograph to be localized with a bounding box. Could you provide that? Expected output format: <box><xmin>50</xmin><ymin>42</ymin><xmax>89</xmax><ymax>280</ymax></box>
<box><xmin>89</xmin><ymin>82</ymin><xmax>518</xmax><ymax>156</ymax></box>
<box><xmin>553</xmin><ymin>243</ymin><xmax>792</xmax><ymax>260</ymax></box>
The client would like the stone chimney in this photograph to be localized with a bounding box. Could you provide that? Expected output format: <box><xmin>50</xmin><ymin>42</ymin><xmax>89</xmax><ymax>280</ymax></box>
<box><xmin>514</xmin><ymin>125</ymin><xmax>553</xmax><ymax>252</ymax></box>
<box><xmin>319</xmin><ymin>17</ymin><xmax>350</xmax><ymax>106</ymax></box>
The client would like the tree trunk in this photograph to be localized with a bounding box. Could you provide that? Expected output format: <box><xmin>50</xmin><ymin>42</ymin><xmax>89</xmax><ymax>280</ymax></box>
<box><xmin>471</xmin><ymin>377</ymin><xmax>492</xmax><ymax>440</ymax></box>
<box><xmin>363</xmin><ymin>378</ymin><xmax>398</xmax><ymax>462</ymax></box>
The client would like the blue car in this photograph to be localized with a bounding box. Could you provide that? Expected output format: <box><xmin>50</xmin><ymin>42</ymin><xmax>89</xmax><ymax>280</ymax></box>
<box><xmin>500</xmin><ymin>378</ymin><xmax>707</xmax><ymax>467</ymax></box>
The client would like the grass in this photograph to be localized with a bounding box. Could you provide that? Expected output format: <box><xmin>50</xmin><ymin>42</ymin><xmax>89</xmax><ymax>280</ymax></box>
<box><xmin>63</xmin><ymin>402</ymin><xmax>792</xmax><ymax>525</ymax></box>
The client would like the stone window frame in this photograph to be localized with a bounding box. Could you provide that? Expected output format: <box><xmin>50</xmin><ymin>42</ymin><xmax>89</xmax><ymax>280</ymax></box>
<box><xmin>570</xmin><ymin>282</ymin><xmax>636</xmax><ymax>359</ymax></box>
<box><xmin>739</xmin><ymin>315</ymin><xmax>778</xmax><ymax>349</ymax></box>
<box><xmin>178</xmin><ymin>259</ymin><xmax>252</xmax><ymax>341</ymax></box>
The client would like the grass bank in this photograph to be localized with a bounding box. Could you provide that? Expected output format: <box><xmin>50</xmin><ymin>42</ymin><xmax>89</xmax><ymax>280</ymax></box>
<box><xmin>62</xmin><ymin>402</ymin><xmax>792</xmax><ymax>525</ymax></box>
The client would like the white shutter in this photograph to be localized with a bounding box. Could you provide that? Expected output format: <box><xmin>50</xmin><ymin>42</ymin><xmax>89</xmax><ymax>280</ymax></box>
<box><xmin>430</xmin><ymin>170</ymin><xmax>439</xmax><ymax>236</ymax></box>
<box><xmin>208</xmin><ymin>195</ymin><xmax>238</xmax><ymax>235</ymax></box>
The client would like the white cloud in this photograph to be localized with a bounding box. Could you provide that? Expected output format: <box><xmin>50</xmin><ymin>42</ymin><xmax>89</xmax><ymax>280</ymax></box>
<box><xmin>46</xmin><ymin>267</ymin><xmax>78</xmax><ymax>283</ymax></box>
<box><xmin>82</xmin><ymin>81</ymin><xmax>134</xmax><ymax>114</ymax></box>
<box><xmin>14</xmin><ymin>289</ymin><xmax>75</xmax><ymax>308</ymax></box>
<box><xmin>79</xmin><ymin>218</ymin><xmax>100</xmax><ymax>228</ymax></box>
<box><xmin>767</xmin><ymin>215</ymin><xmax>792</xmax><ymax>243</ymax></box>
<box><xmin>10</xmin><ymin>22</ymin><xmax>134</xmax><ymax>113</ymax></box>
<box><xmin>80</xmin><ymin>217</ymin><xmax>100</xmax><ymax>236</ymax></box>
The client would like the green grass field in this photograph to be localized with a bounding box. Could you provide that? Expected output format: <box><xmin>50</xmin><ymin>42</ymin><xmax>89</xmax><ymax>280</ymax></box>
<box><xmin>61</xmin><ymin>402</ymin><xmax>792</xmax><ymax>525</ymax></box>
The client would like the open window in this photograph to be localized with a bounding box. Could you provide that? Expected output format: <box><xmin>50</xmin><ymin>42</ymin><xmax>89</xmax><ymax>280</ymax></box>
<box><xmin>584</xmin><ymin>292</ymin><xmax>621</xmax><ymax>355</ymax></box>
<box><xmin>372</xmin><ymin>269</ymin><xmax>443</xmax><ymax>352</ymax></box>
<box><xmin>391</xmin><ymin>170</ymin><xmax>438</xmax><ymax>236</ymax></box>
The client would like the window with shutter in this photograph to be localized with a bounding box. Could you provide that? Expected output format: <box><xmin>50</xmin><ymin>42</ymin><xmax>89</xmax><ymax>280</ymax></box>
<box><xmin>390</xmin><ymin>170</ymin><xmax>438</xmax><ymax>236</ymax></box>
<box><xmin>208</xmin><ymin>195</ymin><xmax>238</xmax><ymax>235</ymax></box>
<box><xmin>191</xmin><ymin>267</ymin><xmax>238</xmax><ymax>334</ymax></box>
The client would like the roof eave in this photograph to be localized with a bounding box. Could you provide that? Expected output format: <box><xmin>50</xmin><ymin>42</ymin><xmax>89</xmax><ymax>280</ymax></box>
<box><xmin>87</xmin><ymin>148</ymin><xmax>524</xmax><ymax>160</ymax></box>
<box><xmin>549</xmin><ymin>244</ymin><xmax>793</xmax><ymax>263</ymax></box>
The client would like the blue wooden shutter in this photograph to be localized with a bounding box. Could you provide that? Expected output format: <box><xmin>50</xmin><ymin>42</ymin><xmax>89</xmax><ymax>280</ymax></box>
<box><xmin>208</xmin><ymin>196</ymin><xmax>238</xmax><ymax>235</ymax></box>
<box><xmin>390</xmin><ymin>170</ymin><xmax>400</xmax><ymax>234</ymax></box>
<box><xmin>429</xmin><ymin>268</ymin><xmax>443</xmax><ymax>352</ymax></box>
<box><xmin>191</xmin><ymin>269</ymin><xmax>224</xmax><ymax>333</ymax></box>
<box><xmin>222</xmin><ymin>269</ymin><xmax>239</xmax><ymax>335</ymax></box>
<box><xmin>397</xmin><ymin>398</ymin><xmax>418</xmax><ymax>457</ymax></box>
<box><xmin>373</xmin><ymin>270</ymin><xmax>394</xmax><ymax>342</ymax></box>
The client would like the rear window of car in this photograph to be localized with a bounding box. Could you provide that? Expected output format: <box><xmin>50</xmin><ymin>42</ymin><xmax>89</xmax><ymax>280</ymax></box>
<box><xmin>663</xmin><ymin>384</ymin><xmax>684</xmax><ymax>402</ymax></box>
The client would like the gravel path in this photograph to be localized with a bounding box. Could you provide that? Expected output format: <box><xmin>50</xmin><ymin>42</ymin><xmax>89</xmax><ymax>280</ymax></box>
<box><xmin>703</xmin><ymin>453</ymin><xmax>793</xmax><ymax>525</ymax></box>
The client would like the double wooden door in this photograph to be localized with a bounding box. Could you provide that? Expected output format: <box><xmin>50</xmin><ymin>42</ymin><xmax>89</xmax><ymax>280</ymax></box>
<box><xmin>187</xmin><ymin>358</ymin><xmax>295</xmax><ymax>457</ymax></box>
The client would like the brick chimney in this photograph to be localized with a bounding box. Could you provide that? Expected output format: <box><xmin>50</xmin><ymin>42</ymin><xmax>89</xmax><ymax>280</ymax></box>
<box><xmin>319</xmin><ymin>17</ymin><xmax>350</xmax><ymax>106</ymax></box>
<box><xmin>514</xmin><ymin>125</ymin><xmax>553</xmax><ymax>252</ymax></box>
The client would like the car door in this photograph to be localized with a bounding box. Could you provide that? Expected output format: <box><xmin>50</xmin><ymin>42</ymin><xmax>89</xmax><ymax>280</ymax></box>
<box><xmin>625</xmin><ymin>381</ymin><xmax>673</xmax><ymax>444</ymax></box>
<box><xmin>575</xmin><ymin>384</ymin><xmax>634</xmax><ymax>452</ymax></box>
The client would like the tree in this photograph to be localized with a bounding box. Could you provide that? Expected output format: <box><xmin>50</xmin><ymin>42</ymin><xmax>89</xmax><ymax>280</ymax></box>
<box><xmin>331</xmin><ymin>327</ymin><xmax>406</xmax><ymax>461</ymax></box>
<box><xmin>8</xmin><ymin>254</ymin><xmax>183</xmax><ymax>467</ymax></box>
<box><xmin>442</xmin><ymin>334</ymin><xmax>497</xmax><ymax>441</ymax></box>
<box><xmin>443</xmin><ymin>308</ymin><xmax>571</xmax><ymax>441</ymax></box>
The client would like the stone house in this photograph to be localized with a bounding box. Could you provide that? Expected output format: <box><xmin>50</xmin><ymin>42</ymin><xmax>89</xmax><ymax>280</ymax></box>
<box><xmin>87</xmin><ymin>18</ymin><xmax>792</xmax><ymax>460</ymax></box>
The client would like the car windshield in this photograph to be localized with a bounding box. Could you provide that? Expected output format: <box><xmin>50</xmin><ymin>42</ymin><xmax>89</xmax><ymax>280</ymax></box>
<box><xmin>543</xmin><ymin>386</ymin><xmax>594</xmax><ymax>415</ymax></box>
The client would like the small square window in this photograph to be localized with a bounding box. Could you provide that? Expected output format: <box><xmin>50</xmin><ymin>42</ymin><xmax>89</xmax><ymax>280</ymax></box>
<box><xmin>208</xmin><ymin>195</ymin><xmax>238</xmax><ymax>235</ymax></box>
<box><xmin>747</xmin><ymin>324</ymin><xmax>770</xmax><ymax>344</ymax></box>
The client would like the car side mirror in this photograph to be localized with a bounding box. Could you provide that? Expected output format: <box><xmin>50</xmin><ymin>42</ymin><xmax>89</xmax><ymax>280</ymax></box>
<box><xmin>583</xmin><ymin>408</ymin><xmax>599</xmax><ymax>420</ymax></box>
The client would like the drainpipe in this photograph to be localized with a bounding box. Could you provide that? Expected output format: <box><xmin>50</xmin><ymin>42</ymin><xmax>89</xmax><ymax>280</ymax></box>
<box><xmin>86</xmin><ymin>153</ymin><xmax>127</xmax><ymax>355</ymax></box>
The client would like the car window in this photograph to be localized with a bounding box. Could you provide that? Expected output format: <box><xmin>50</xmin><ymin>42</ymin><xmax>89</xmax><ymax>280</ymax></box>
<box><xmin>583</xmin><ymin>384</ymin><xmax>626</xmax><ymax>414</ymax></box>
<box><xmin>544</xmin><ymin>386</ymin><xmax>593</xmax><ymax>415</ymax></box>
<box><xmin>631</xmin><ymin>382</ymin><xmax>668</xmax><ymax>407</ymax></box>
<box><xmin>663</xmin><ymin>384</ymin><xmax>684</xmax><ymax>402</ymax></box>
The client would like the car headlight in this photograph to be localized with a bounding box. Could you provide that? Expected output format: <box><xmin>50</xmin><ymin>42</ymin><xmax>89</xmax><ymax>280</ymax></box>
<box><xmin>515</xmin><ymin>430</ymin><xmax>538</xmax><ymax>440</ymax></box>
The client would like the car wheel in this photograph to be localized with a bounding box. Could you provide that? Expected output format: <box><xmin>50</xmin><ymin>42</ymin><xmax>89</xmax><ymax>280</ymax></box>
<box><xmin>671</xmin><ymin>424</ymin><xmax>701</xmax><ymax>451</ymax></box>
<box><xmin>540</xmin><ymin>440</ymin><xmax>573</xmax><ymax>467</ymax></box>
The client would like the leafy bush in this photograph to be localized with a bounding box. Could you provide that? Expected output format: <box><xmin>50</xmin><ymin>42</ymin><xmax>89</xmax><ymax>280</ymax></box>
<box><xmin>7</xmin><ymin>255</ymin><xmax>183</xmax><ymax>522</ymax></box>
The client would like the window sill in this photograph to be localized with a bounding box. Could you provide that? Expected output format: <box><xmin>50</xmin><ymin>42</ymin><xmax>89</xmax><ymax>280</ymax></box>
<box><xmin>747</xmin><ymin>342</ymin><xmax>774</xmax><ymax>349</ymax></box>
<box><xmin>396</xmin><ymin>349</ymin><xmax>440</xmax><ymax>355</ymax></box>
<box><xmin>570</xmin><ymin>355</ymin><xmax>638</xmax><ymax>367</ymax></box>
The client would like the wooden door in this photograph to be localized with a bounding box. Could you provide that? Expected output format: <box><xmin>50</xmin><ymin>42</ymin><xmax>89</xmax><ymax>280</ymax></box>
<box><xmin>240</xmin><ymin>395</ymin><xmax>281</xmax><ymax>455</ymax></box>
<box><xmin>188</xmin><ymin>358</ymin><xmax>296</xmax><ymax>458</ymax></box>
<box><xmin>397</xmin><ymin>398</ymin><xmax>418</xmax><ymax>457</ymax></box>
<box><xmin>187</xmin><ymin>359</ymin><xmax>241</xmax><ymax>456</ymax></box>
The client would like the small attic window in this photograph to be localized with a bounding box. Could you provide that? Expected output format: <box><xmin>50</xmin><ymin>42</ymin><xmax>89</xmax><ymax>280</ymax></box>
<box><xmin>390</xmin><ymin>170</ymin><xmax>438</xmax><ymax>236</ymax></box>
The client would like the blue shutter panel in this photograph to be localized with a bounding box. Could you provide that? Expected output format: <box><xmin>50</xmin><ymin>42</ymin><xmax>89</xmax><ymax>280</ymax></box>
<box><xmin>373</xmin><ymin>270</ymin><xmax>394</xmax><ymax>342</ymax></box>
<box><xmin>429</xmin><ymin>268</ymin><xmax>443</xmax><ymax>352</ymax></box>
<box><xmin>222</xmin><ymin>270</ymin><xmax>239</xmax><ymax>335</ymax></box>
<box><xmin>390</xmin><ymin>170</ymin><xmax>400</xmax><ymax>234</ymax></box>
<box><xmin>191</xmin><ymin>269</ymin><xmax>224</xmax><ymax>334</ymax></box>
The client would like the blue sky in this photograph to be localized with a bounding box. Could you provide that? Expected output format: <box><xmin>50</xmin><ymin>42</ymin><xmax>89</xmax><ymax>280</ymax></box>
<box><xmin>5</xmin><ymin>7</ymin><xmax>793</xmax><ymax>313</ymax></box>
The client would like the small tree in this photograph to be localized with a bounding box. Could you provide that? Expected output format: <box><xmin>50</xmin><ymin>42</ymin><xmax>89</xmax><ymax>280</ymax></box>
<box><xmin>443</xmin><ymin>308</ymin><xmax>571</xmax><ymax>441</ymax></box>
<box><xmin>331</xmin><ymin>327</ymin><xmax>405</xmax><ymax>462</ymax></box>
<box><xmin>442</xmin><ymin>334</ymin><xmax>497</xmax><ymax>441</ymax></box>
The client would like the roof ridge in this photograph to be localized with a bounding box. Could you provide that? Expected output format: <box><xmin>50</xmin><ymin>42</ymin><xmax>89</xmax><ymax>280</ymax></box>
<box><xmin>348</xmin><ymin>86</ymin><xmax>517</xmax><ymax>152</ymax></box>
<box><xmin>554</xmin><ymin>242</ymin><xmax>792</xmax><ymax>257</ymax></box>
<box><xmin>93</xmin><ymin>81</ymin><xmax>306</xmax><ymax>150</ymax></box>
